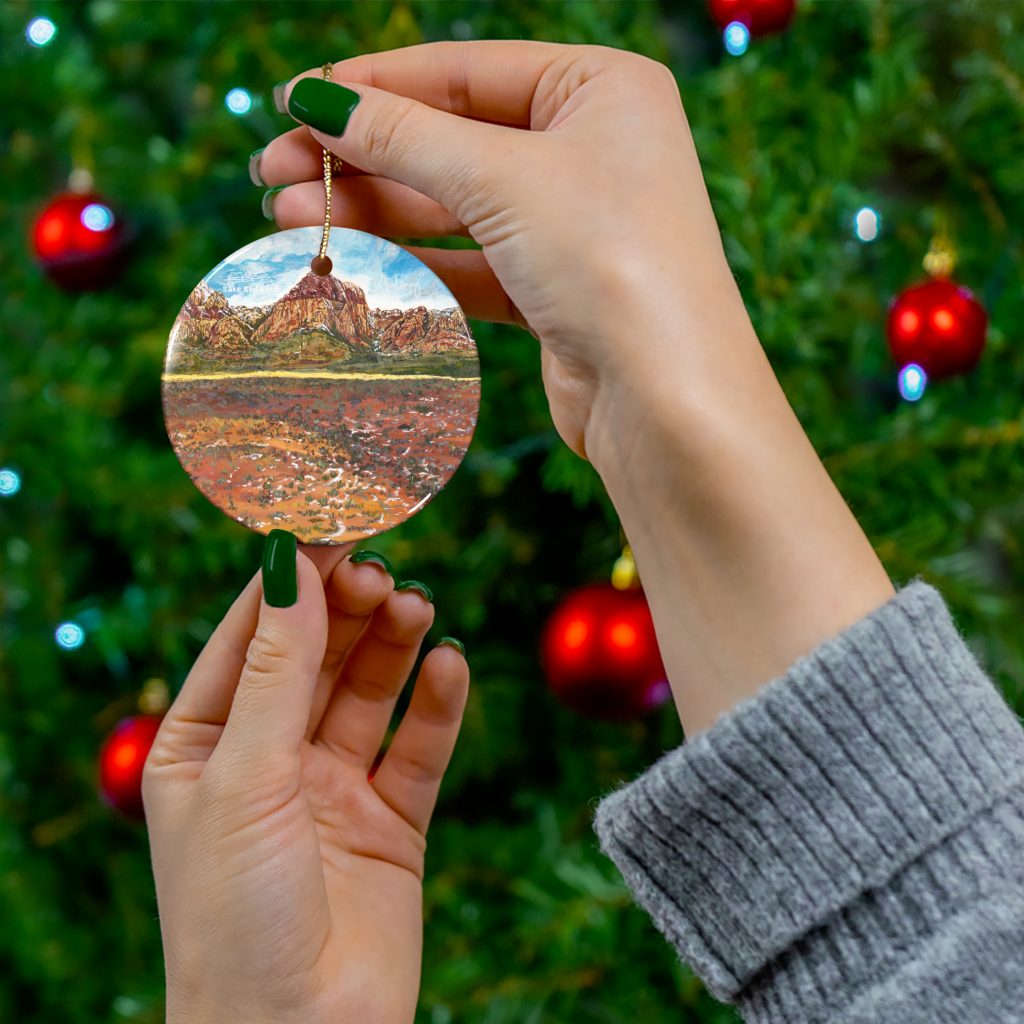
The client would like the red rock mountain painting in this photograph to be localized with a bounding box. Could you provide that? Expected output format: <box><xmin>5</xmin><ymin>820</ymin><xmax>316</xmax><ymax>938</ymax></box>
<box><xmin>170</xmin><ymin>272</ymin><xmax>475</xmax><ymax>371</ymax></box>
<box><xmin>162</xmin><ymin>230</ymin><xmax>480</xmax><ymax>544</ymax></box>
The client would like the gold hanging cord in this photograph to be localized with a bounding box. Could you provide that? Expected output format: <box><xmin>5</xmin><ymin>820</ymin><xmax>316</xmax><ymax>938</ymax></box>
<box><xmin>311</xmin><ymin>62</ymin><xmax>342</xmax><ymax>276</ymax></box>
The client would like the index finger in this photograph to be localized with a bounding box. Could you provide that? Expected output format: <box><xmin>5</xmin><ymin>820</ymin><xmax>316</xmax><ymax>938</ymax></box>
<box><xmin>284</xmin><ymin>39</ymin><xmax>576</xmax><ymax>129</ymax></box>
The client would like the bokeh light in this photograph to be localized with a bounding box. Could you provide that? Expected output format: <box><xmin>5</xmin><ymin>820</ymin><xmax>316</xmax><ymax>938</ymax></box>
<box><xmin>898</xmin><ymin>363</ymin><xmax>927</xmax><ymax>402</ymax></box>
<box><xmin>854</xmin><ymin>206</ymin><xmax>880</xmax><ymax>242</ymax></box>
<box><xmin>81</xmin><ymin>203</ymin><xmax>115</xmax><ymax>232</ymax></box>
<box><xmin>225</xmin><ymin>87</ymin><xmax>252</xmax><ymax>115</ymax></box>
<box><xmin>608</xmin><ymin>620</ymin><xmax>639</xmax><ymax>651</ymax></box>
<box><xmin>724</xmin><ymin>21</ymin><xmax>750</xmax><ymax>56</ymax></box>
<box><xmin>26</xmin><ymin>17</ymin><xmax>56</xmax><ymax>47</ymax></box>
<box><xmin>897</xmin><ymin>309</ymin><xmax>920</xmax><ymax>338</ymax></box>
<box><xmin>0</xmin><ymin>468</ymin><xmax>21</xmax><ymax>496</ymax></box>
<box><xmin>55</xmin><ymin>621</ymin><xmax>86</xmax><ymax>650</ymax></box>
<box><xmin>645</xmin><ymin>678</ymin><xmax>672</xmax><ymax>709</ymax></box>
<box><xmin>562</xmin><ymin>617</ymin><xmax>589</xmax><ymax>651</ymax></box>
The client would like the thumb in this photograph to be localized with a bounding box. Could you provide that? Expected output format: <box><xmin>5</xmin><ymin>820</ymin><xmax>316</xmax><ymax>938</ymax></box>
<box><xmin>216</xmin><ymin>530</ymin><xmax>328</xmax><ymax>766</ymax></box>
<box><xmin>282</xmin><ymin>75</ymin><xmax>518</xmax><ymax>224</ymax></box>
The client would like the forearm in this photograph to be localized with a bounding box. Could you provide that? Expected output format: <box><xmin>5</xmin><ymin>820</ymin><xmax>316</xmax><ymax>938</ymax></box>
<box><xmin>585</xmin><ymin>274</ymin><xmax>894</xmax><ymax>736</ymax></box>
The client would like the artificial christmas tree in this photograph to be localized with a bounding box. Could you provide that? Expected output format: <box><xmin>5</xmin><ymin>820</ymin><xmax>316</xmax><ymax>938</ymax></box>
<box><xmin>2</xmin><ymin>4</ymin><xmax>1022</xmax><ymax>1024</ymax></box>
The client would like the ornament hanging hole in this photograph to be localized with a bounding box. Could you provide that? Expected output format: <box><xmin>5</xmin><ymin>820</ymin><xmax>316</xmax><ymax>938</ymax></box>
<box><xmin>310</xmin><ymin>254</ymin><xmax>333</xmax><ymax>276</ymax></box>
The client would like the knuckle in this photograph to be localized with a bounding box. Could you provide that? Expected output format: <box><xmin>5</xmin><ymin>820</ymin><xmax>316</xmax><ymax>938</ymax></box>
<box><xmin>577</xmin><ymin>43</ymin><xmax>625</xmax><ymax>66</ymax></box>
<box><xmin>196</xmin><ymin>759</ymin><xmax>247</xmax><ymax>808</ymax></box>
<box><xmin>415</xmin><ymin>683</ymin><xmax>466</xmax><ymax>729</ymax></box>
<box><xmin>390</xmin><ymin>749</ymin><xmax>439</xmax><ymax>787</ymax></box>
<box><xmin>345</xmin><ymin>668</ymin><xmax>400</xmax><ymax>705</ymax></box>
<box><xmin>241</xmin><ymin>630</ymin><xmax>294</xmax><ymax>687</ymax></box>
<box><xmin>195</xmin><ymin>768</ymin><xmax>230</xmax><ymax>811</ymax></box>
<box><xmin>139</xmin><ymin>723</ymin><xmax>172</xmax><ymax>802</ymax></box>
<box><xmin>333</xmin><ymin>781</ymin><xmax>375</xmax><ymax>820</ymax></box>
<box><xmin>631</xmin><ymin>53</ymin><xmax>680</xmax><ymax>93</ymax></box>
<box><xmin>445</xmin><ymin>54</ymin><xmax>473</xmax><ymax>119</ymax></box>
<box><xmin>362</xmin><ymin>96</ymin><xmax>418</xmax><ymax>166</ymax></box>
<box><xmin>140</xmin><ymin>759</ymin><xmax>160</xmax><ymax>806</ymax></box>
<box><xmin>655</xmin><ymin>64</ymin><xmax>682</xmax><ymax>99</ymax></box>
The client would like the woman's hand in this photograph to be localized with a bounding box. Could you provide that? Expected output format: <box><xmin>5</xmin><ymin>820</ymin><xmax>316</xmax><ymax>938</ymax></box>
<box><xmin>143</xmin><ymin>536</ymin><xmax>468</xmax><ymax>1024</ymax></box>
<box><xmin>256</xmin><ymin>39</ymin><xmax>897</xmax><ymax>741</ymax></box>
<box><xmin>256</xmin><ymin>41</ymin><xmax>894</xmax><ymax>737</ymax></box>
<box><xmin>256</xmin><ymin>39</ymin><xmax>741</xmax><ymax>464</ymax></box>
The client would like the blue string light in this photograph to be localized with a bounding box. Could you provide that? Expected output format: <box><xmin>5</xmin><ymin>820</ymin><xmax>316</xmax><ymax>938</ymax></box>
<box><xmin>898</xmin><ymin>363</ymin><xmax>927</xmax><ymax>402</ymax></box>
<box><xmin>0</xmin><ymin>468</ymin><xmax>20</xmax><ymax>496</ymax></box>
<box><xmin>26</xmin><ymin>17</ymin><xmax>56</xmax><ymax>47</ymax></box>
<box><xmin>854</xmin><ymin>207</ymin><xmax>880</xmax><ymax>242</ymax></box>
<box><xmin>55</xmin><ymin>622</ymin><xmax>86</xmax><ymax>650</ymax></box>
<box><xmin>225</xmin><ymin>88</ymin><xmax>253</xmax><ymax>115</ymax></box>
<box><xmin>81</xmin><ymin>203</ymin><xmax>115</xmax><ymax>232</ymax></box>
<box><xmin>724</xmin><ymin>21</ymin><xmax>750</xmax><ymax>57</ymax></box>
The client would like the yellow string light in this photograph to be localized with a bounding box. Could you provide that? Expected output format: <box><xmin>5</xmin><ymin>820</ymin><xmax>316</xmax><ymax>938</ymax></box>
<box><xmin>137</xmin><ymin>677</ymin><xmax>170</xmax><ymax>716</ymax></box>
<box><xmin>923</xmin><ymin>210</ymin><xmax>957</xmax><ymax>278</ymax></box>
<box><xmin>611</xmin><ymin>544</ymin><xmax>638</xmax><ymax>590</ymax></box>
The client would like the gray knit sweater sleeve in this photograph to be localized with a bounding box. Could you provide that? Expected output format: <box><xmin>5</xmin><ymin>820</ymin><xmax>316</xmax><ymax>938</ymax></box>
<box><xmin>593</xmin><ymin>580</ymin><xmax>1024</xmax><ymax>1022</ymax></box>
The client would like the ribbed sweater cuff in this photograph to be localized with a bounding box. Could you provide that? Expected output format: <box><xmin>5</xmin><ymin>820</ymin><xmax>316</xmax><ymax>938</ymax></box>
<box><xmin>592</xmin><ymin>580</ymin><xmax>1024</xmax><ymax>1005</ymax></box>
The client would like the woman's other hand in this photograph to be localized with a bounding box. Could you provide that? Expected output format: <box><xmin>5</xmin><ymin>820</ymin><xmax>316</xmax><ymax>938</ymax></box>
<box><xmin>143</xmin><ymin>535</ymin><xmax>469</xmax><ymax>1024</ymax></box>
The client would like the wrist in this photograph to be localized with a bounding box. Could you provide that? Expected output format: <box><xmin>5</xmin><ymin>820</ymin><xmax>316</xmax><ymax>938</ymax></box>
<box><xmin>583</xmin><ymin>273</ymin><xmax>765</xmax><ymax>483</ymax></box>
<box><xmin>167</xmin><ymin>1004</ymin><xmax>279</xmax><ymax>1024</ymax></box>
<box><xmin>582</xmin><ymin>287</ymin><xmax>894</xmax><ymax>736</ymax></box>
<box><xmin>166</xmin><ymin>984</ymin><xmax>282</xmax><ymax>1024</ymax></box>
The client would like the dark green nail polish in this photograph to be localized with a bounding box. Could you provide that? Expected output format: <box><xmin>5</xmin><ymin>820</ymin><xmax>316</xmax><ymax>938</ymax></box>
<box><xmin>395</xmin><ymin>579</ymin><xmax>433</xmax><ymax>603</ymax></box>
<box><xmin>287</xmin><ymin>78</ymin><xmax>361</xmax><ymax>136</ymax></box>
<box><xmin>437</xmin><ymin>636</ymin><xmax>465</xmax><ymax>656</ymax></box>
<box><xmin>349</xmin><ymin>549</ymin><xmax>394</xmax><ymax>575</ymax></box>
<box><xmin>272</xmin><ymin>80</ymin><xmax>289</xmax><ymax>114</ymax></box>
<box><xmin>261</xmin><ymin>186</ymin><xmax>286</xmax><ymax>221</ymax></box>
<box><xmin>262</xmin><ymin>529</ymin><xmax>297</xmax><ymax>607</ymax></box>
<box><xmin>248</xmin><ymin>147</ymin><xmax>266</xmax><ymax>187</ymax></box>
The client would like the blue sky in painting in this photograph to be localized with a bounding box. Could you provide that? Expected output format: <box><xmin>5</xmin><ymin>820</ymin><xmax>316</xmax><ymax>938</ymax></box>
<box><xmin>204</xmin><ymin>226</ymin><xmax>458</xmax><ymax>310</ymax></box>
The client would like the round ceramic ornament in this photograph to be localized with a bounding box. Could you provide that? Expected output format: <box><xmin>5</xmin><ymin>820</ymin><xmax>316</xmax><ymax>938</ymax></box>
<box><xmin>162</xmin><ymin>224</ymin><xmax>480</xmax><ymax>544</ymax></box>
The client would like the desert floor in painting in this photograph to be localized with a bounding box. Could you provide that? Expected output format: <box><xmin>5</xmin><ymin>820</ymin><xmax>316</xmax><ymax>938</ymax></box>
<box><xmin>163</xmin><ymin>373</ymin><xmax>479</xmax><ymax>542</ymax></box>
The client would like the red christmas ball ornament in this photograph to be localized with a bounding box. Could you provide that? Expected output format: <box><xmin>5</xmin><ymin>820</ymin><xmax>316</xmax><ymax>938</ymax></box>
<box><xmin>887</xmin><ymin>278</ymin><xmax>987</xmax><ymax>380</ymax></box>
<box><xmin>541</xmin><ymin>582</ymin><xmax>670</xmax><ymax>720</ymax></box>
<box><xmin>98</xmin><ymin>714</ymin><xmax>163</xmax><ymax>819</ymax></box>
<box><xmin>708</xmin><ymin>0</ymin><xmax>797</xmax><ymax>35</ymax></box>
<box><xmin>31</xmin><ymin>190</ymin><xmax>128</xmax><ymax>291</ymax></box>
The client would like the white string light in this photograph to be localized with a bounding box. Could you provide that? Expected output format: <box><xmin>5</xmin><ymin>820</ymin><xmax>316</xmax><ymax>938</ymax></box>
<box><xmin>0</xmin><ymin>467</ymin><xmax>21</xmax><ymax>496</ymax></box>
<box><xmin>854</xmin><ymin>207</ymin><xmax>881</xmax><ymax>243</ymax></box>
<box><xmin>26</xmin><ymin>17</ymin><xmax>56</xmax><ymax>47</ymax></box>
<box><xmin>55</xmin><ymin>622</ymin><xmax>86</xmax><ymax>650</ymax></box>
<box><xmin>225</xmin><ymin>88</ymin><xmax>253</xmax><ymax>115</ymax></box>
<box><xmin>898</xmin><ymin>363</ymin><xmax>927</xmax><ymax>402</ymax></box>
<box><xmin>724</xmin><ymin>22</ymin><xmax>750</xmax><ymax>56</ymax></box>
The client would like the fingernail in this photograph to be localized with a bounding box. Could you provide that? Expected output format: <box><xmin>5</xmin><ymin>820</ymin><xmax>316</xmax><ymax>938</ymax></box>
<box><xmin>261</xmin><ymin>186</ymin><xmax>286</xmax><ymax>221</ymax></box>
<box><xmin>349</xmin><ymin>549</ymin><xmax>394</xmax><ymax>575</ymax></box>
<box><xmin>395</xmin><ymin>579</ymin><xmax>433</xmax><ymax>603</ymax></box>
<box><xmin>437</xmin><ymin>636</ymin><xmax>465</xmax><ymax>656</ymax></box>
<box><xmin>272</xmin><ymin>80</ymin><xmax>289</xmax><ymax>114</ymax></box>
<box><xmin>287</xmin><ymin>78</ymin><xmax>361</xmax><ymax>137</ymax></box>
<box><xmin>262</xmin><ymin>529</ymin><xmax>297</xmax><ymax>607</ymax></box>
<box><xmin>248</xmin><ymin>147</ymin><xmax>266</xmax><ymax>187</ymax></box>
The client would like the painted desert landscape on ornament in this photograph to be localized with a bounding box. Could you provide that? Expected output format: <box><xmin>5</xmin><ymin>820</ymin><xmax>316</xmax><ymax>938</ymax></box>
<box><xmin>162</xmin><ymin>270</ymin><xmax>480</xmax><ymax>542</ymax></box>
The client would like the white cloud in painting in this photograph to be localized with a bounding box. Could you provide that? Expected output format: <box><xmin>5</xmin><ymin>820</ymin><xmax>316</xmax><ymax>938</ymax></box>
<box><xmin>204</xmin><ymin>226</ymin><xmax>459</xmax><ymax>310</ymax></box>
